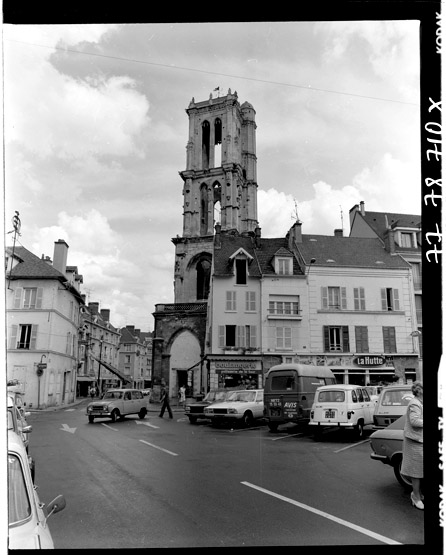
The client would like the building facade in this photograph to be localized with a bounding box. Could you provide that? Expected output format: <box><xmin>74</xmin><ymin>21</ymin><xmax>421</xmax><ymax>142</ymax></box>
<box><xmin>6</xmin><ymin>240</ymin><xmax>84</xmax><ymax>408</ymax></box>
<box><xmin>118</xmin><ymin>326</ymin><xmax>153</xmax><ymax>389</ymax></box>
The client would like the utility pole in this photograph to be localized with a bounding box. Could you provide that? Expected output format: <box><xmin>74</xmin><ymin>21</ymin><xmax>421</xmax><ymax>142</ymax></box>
<box><xmin>97</xmin><ymin>336</ymin><xmax>104</xmax><ymax>396</ymax></box>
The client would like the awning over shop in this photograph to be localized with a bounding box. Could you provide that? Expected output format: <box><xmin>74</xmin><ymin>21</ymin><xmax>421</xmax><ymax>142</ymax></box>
<box><xmin>90</xmin><ymin>354</ymin><xmax>132</xmax><ymax>383</ymax></box>
<box><xmin>76</xmin><ymin>376</ymin><xmax>95</xmax><ymax>382</ymax></box>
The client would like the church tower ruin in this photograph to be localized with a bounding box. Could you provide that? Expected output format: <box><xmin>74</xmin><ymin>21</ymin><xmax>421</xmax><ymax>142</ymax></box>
<box><xmin>153</xmin><ymin>89</ymin><xmax>259</xmax><ymax>396</ymax></box>
<box><xmin>173</xmin><ymin>88</ymin><xmax>259</xmax><ymax>303</ymax></box>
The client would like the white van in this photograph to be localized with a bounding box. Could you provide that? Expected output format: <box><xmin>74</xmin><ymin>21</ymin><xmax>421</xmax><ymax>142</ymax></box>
<box><xmin>309</xmin><ymin>384</ymin><xmax>375</xmax><ymax>440</ymax></box>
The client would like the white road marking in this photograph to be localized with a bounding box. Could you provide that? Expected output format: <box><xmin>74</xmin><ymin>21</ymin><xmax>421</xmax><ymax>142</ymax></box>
<box><xmin>60</xmin><ymin>423</ymin><xmax>76</xmax><ymax>433</ymax></box>
<box><xmin>139</xmin><ymin>440</ymin><xmax>178</xmax><ymax>456</ymax></box>
<box><xmin>270</xmin><ymin>433</ymin><xmax>304</xmax><ymax>441</ymax></box>
<box><xmin>101</xmin><ymin>423</ymin><xmax>118</xmax><ymax>431</ymax></box>
<box><xmin>64</xmin><ymin>409</ymin><xmax>76</xmax><ymax>412</ymax></box>
<box><xmin>333</xmin><ymin>439</ymin><xmax>370</xmax><ymax>453</ymax></box>
<box><xmin>135</xmin><ymin>421</ymin><xmax>160</xmax><ymax>429</ymax></box>
<box><xmin>241</xmin><ymin>482</ymin><xmax>401</xmax><ymax>545</ymax></box>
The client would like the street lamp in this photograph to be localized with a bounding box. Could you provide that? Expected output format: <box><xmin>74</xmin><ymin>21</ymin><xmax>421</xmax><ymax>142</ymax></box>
<box><xmin>36</xmin><ymin>354</ymin><xmax>47</xmax><ymax>409</ymax></box>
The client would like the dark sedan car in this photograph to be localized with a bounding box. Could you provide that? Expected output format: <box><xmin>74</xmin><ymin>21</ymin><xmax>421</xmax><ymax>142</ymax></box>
<box><xmin>184</xmin><ymin>389</ymin><xmax>229</xmax><ymax>423</ymax></box>
<box><xmin>370</xmin><ymin>413</ymin><xmax>413</xmax><ymax>490</ymax></box>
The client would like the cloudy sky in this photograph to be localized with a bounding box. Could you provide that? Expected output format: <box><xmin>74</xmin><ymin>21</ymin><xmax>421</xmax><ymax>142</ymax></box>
<box><xmin>4</xmin><ymin>21</ymin><xmax>421</xmax><ymax>331</ymax></box>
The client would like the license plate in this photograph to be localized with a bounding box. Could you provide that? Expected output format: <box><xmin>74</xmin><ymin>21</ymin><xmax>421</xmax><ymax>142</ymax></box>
<box><xmin>325</xmin><ymin>410</ymin><xmax>335</xmax><ymax>419</ymax></box>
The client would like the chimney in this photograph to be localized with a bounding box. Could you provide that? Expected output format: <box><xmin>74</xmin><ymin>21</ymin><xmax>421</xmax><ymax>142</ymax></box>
<box><xmin>383</xmin><ymin>228</ymin><xmax>396</xmax><ymax>254</ymax></box>
<box><xmin>100</xmin><ymin>309</ymin><xmax>110</xmax><ymax>322</ymax></box>
<box><xmin>288</xmin><ymin>221</ymin><xmax>302</xmax><ymax>250</ymax></box>
<box><xmin>214</xmin><ymin>223</ymin><xmax>221</xmax><ymax>248</ymax></box>
<box><xmin>126</xmin><ymin>325</ymin><xmax>135</xmax><ymax>332</ymax></box>
<box><xmin>254</xmin><ymin>226</ymin><xmax>261</xmax><ymax>248</ymax></box>
<box><xmin>53</xmin><ymin>239</ymin><xmax>69</xmax><ymax>275</ymax></box>
<box><xmin>88</xmin><ymin>302</ymin><xmax>99</xmax><ymax>315</ymax></box>
<box><xmin>334</xmin><ymin>229</ymin><xmax>343</xmax><ymax>237</ymax></box>
<box><xmin>360</xmin><ymin>200</ymin><xmax>365</xmax><ymax>216</ymax></box>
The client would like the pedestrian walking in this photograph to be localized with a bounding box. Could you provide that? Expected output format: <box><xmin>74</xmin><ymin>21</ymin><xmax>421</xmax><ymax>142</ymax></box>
<box><xmin>89</xmin><ymin>386</ymin><xmax>96</xmax><ymax>399</ymax></box>
<box><xmin>158</xmin><ymin>382</ymin><xmax>173</xmax><ymax>419</ymax></box>
<box><xmin>179</xmin><ymin>385</ymin><xmax>186</xmax><ymax>408</ymax></box>
<box><xmin>401</xmin><ymin>381</ymin><xmax>423</xmax><ymax>510</ymax></box>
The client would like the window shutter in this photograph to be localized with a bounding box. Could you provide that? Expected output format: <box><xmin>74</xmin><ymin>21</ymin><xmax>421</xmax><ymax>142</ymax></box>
<box><xmin>389</xmin><ymin>327</ymin><xmax>396</xmax><ymax>351</ymax></box>
<box><xmin>9</xmin><ymin>325</ymin><xmax>18</xmax><ymax>349</ymax></box>
<box><xmin>323</xmin><ymin>326</ymin><xmax>330</xmax><ymax>351</ymax></box>
<box><xmin>321</xmin><ymin>287</ymin><xmax>328</xmax><ymax>309</ymax></box>
<box><xmin>218</xmin><ymin>326</ymin><xmax>225</xmax><ymax>348</ymax></box>
<box><xmin>342</xmin><ymin>326</ymin><xmax>350</xmax><ymax>352</ymax></box>
<box><xmin>36</xmin><ymin>287</ymin><xmax>43</xmax><ymax>309</ymax></box>
<box><xmin>353</xmin><ymin>288</ymin><xmax>359</xmax><ymax>311</ymax></box>
<box><xmin>381</xmin><ymin>288</ymin><xmax>387</xmax><ymax>310</ymax></box>
<box><xmin>236</xmin><ymin>326</ymin><xmax>245</xmax><ymax>348</ymax></box>
<box><xmin>360</xmin><ymin>287</ymin><xmax>365</xmax><ymax>310</ymax></box>
<box><xmin>245</xmin><ymin>292</ymin><xmax>250</xmax><ymax>311</ymax></box>
<box><xmin>226</xmin><ymin>291</ymin><xmax>231</xmax><ymax>311</ymax></box>
<box><xmin>250</xmin><ymin>326</ymin><xmax>257</xmax><ymax>349</ymax></box>
<box><xmin>393</xmin><ymin>289</ymin><xmax>400</xmax><ymax>311</ymax></box>
<box><xmin>341</xmin><ymin>288</ymin><xmax>347</xmax><ymax>310</ymax></box>
<box><xmin>30</xmin><ymin>325</ymin><xmax>38</xmax><ymax>350</ymax></box>
<box><xmin>285</xmin><ymin>327</ymin><xmax>292</xmax><ymax>348</ymax></box>
<box><xmin>14</xmin><ymin>288</ymin><xmax>22</xmax><ymax>309</ymax></box>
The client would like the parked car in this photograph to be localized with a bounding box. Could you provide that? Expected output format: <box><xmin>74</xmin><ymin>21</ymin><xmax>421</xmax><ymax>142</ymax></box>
<box><xmin>309</xmin><ymin>384</ymin><xmax>375</xmax><ymax>440</ymax></box>
<box><xmin>86</xmin><ymin>388</ymin><xmax>148</xmax><ymax>423</ymax></box>
<box><xmin>8</xmin><ymin>429</ymin><xmax>66</xmax><ymax>549</ymax></box>
<box><xmin>203</xmin><ymin>389</ymin><xmax>264</xmax><ymax>427</ymax></box>
<box><xmin>370</xmin><ymin>413</ymin><xmax>414</xmax><ymax>490</ymax></box>
<box><xmin>372</xmin><ymin>384</ymin><xmax>413</xmax><ymax>430</ymax></box>
<box><xmin>184</xmin><ymin>388</ymin><xmax>230</xmax><ymax>423</ymax></box>
<box><xmin>8</xmin><ymin>386</ymin><xmax>32</xmax><ymax>451</ymax></box>
<box><xmin>7</xmin><ymin>394</ymin><xmax>32</xmax><ymax>453</ymax></box>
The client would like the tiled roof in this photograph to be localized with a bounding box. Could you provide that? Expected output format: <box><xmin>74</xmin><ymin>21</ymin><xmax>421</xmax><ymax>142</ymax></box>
<box><xmin>296</xmin><ymin>235</ymin><xmax>410</xmax><ymax>268</ymax></box>
<box><xmin>361</xmin><ymin>211</ymin><xmax>421</xmax><ymax>239</ymax></box>
<box><xmin>6</xmin><ymin>246</ymin><xmax>67</xmax><ymax>280</ymax></box>
<box><xmin>213</xmin><ymin>233</ymin><xmax>304</xmax><ymax>276</ymax></box>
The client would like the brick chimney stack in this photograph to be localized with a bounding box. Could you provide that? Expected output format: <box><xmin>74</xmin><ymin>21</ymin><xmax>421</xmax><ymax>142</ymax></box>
<box><xmin>100</xmin><ymin>309</ymin><xmax>110</xmax><ymax>322</ymax></box>
<box><xmin>334</xmin><ymin>229</ymin><xmax>343</xmax><ymax>237</ymax></box>
<box><xmin>88</xmin><ymin>302</ymin><xmax>99</xmax><ymax>315</ymax></box>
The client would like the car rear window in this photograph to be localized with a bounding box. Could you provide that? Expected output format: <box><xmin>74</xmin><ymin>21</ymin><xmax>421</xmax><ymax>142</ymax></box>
<box><xmin>317</xmin><ymin>390</ymin><xmax>345</xmax><ymax>402</ymax></box>
<box><xmin>380</xmin><ymin>389</ymin><xmax>413</xmax><ymax>406</ymax></box>
<box><xmin>270</xmin><ymin>374</ymin><xmax>296</xmax><ymax>391</ymax></box>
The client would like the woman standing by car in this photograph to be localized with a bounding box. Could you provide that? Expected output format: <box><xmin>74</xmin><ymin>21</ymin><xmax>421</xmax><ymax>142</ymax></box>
<box><xmin>401</xmin><ymin>381</ymin><xmax>423</xmax><ymax>510</ymax></box>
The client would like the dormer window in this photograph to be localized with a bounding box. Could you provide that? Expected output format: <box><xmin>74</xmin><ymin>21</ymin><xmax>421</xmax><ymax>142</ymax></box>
<box><xmin>273</xmin><ymin>249</ymin><xmax>293</xmax><ymax>275</ymax></box>
<box><xmin>278</xmin><ymin>258</ymin><xmax>291</xmax><ymax>275</ymax></box>
<box><xmin>229</xmin><ymin>248</ymin><xmax>253</xmax><ymax>285</ymax></box>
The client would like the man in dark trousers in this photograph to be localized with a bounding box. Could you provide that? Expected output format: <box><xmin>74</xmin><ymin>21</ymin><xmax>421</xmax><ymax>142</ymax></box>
<box><xmin>159</xmin><ymin>382</ymin><xmax>173</xmax><ymax>419</ymax></box>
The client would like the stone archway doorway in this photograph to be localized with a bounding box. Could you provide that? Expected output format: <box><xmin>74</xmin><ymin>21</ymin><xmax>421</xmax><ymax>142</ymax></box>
<box><xmin>170</xmin><ymin>330</ymin><xmax>202</xmax><ymax>399</ymax></box>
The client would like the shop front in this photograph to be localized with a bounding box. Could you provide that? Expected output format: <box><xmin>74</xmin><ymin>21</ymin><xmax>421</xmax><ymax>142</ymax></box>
<box><xmin>291</xmin><ymin>353</ymin><xmax>420</xmax><ymax>386</ymax></box>
<box><xmin>209</xmin><ymin>357</ymin><xmax>263</xmax><ymax>390</ymax></box>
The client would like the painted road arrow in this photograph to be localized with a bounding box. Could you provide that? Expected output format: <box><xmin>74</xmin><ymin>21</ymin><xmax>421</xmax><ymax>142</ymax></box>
<box><xmin>135</xmin><ymin>421</ymin><xmax>159</xmax><ymax>429</ymax></box>
<box><xmin>60</xmin><ymin>423</ymin><xmax>77</xmax><ymax>434</ymax></box>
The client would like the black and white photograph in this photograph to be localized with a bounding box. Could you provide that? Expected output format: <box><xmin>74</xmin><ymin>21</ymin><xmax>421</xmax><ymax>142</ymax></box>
<box><xmin>3</xmin><ymin>4</ymin><xmax>442</xmax><ymax>551</ymax></box>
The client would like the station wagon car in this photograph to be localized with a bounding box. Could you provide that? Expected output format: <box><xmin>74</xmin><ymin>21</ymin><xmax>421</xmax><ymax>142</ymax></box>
<box><xmin>185</xmin><ymin>388</ymin><xmax>230</xmax><ymax>423</ymax></box>
<box><xmin>372</xmin><ymin>384</ymin><xmax>413</xmax><ymax>430</ymax></box>
<box><xmin>86</xmin><ymin>388</ymin><xmax>148</xmax><ymax>423</ymax></box>
<box><xmin>309</xmin><ymin>384</ymin><xmax>375</xmax><ymax>439</ymax></box>
<box><xmin>8</xmin><ymin>429</ymin><xmax>66</xmax><ymax>549</ymax></box>
<box><xmin>203</xmin><ymin>389</ymin><xmax>264</xmax><ymax>427</ymax></box>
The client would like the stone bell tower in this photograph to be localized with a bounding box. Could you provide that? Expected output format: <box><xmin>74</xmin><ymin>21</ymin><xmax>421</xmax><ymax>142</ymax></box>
<box><xmin>172</xmin><ymin>89</ymin><xmax>259</xmax><ymax>303</ymax></box>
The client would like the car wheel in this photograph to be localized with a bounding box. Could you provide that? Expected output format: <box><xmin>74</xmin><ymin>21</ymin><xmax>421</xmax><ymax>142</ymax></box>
<box><xmin>88</xmin><ymin>415</ymin><xmax>94</xmax><ymax>423</ymax></box>
<box><xmin>268</xmin><ymin>422</ymin><xmax>279</xmax><ymax>432</ymax></box>
<box><xmin>138</xmin><ymin>408</ymin><xmax>147</xmax><ymax>419</ymax></box>
<box><xmin>188</xmin><ymin>416</ymin><xmax>198</xmax><ymax>424</ymax></box>
<box><xmin>393</xmin><ymin>457</ymin><xmax>413</xmax><ymax>490</ymax></box>
<box><xmin>243</xmin><ymin>411</ymin><xmax>254</xmax><ymax>427</ymax></box>
<box><xmin>111</xmin><ymin>409</ymin><xmax>120</xmax><ymax>422</ymax></box>
<box><xmin>354</xmin><ymin>421</ymin><xmax>364</xmax><ymax>440</ymax></box>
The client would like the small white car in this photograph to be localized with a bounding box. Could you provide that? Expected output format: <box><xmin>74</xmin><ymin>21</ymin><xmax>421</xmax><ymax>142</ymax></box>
<box><xmin>8</xmin><ymin>429</ymin><xmax>66</xmax><ymax>549</ymax></box>
<box><xmin>86</xmin><ymin>388</ymin><xmax>148</xmax><ymax>423</ymax></box>
<box><xmin>309</xmin><ymin>384</ymin><xmax>375</xmax><ymax>439</ymax></box>
<box><xmin>204</xmin><ymin>389</ymin><xmax>264</xmax><ymax>427</ymax></box>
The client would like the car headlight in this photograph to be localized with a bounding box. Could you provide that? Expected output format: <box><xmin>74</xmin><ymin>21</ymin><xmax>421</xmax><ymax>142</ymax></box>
<box><xmin>228</xmin><ymin>408</ymin><xmax>238</xmax><ymax>414</ymax></box>
<box><xmin>185</xmin><ymin>407</ymin><xmax>190</xmax><ymax>413</ymax></box>
<box><xmin>204</xmin><ymin>409</ymin><xmax>212</xmax><ymax>414</ymax></box>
